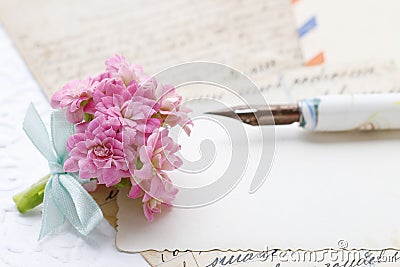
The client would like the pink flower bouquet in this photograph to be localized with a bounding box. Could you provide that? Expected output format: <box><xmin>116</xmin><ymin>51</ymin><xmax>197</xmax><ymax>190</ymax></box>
<box><xmin>13</xmin><ymin>55</ymin><xmax>192</xmax><ymax>237</ymax></box>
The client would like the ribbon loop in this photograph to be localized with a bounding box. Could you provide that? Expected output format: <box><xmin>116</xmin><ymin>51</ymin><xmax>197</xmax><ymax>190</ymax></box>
<box><xmin>23</xmin><ymin>104</ymin><xmax>103</xmax><ymax>239</ymax></box>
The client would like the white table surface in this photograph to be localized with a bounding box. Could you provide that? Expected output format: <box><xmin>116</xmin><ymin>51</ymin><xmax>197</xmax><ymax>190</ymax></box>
<box><xmin>0</xmin><ymin>26</ymin><xmax>149</xmax><ymax>267</ymax></box>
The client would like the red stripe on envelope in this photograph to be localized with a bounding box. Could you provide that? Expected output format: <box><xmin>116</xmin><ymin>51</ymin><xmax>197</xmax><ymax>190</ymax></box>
<box><xmin>305</xmin><ymin>52</ymin><xmax>325</xmax><ymax>66</ymax></box>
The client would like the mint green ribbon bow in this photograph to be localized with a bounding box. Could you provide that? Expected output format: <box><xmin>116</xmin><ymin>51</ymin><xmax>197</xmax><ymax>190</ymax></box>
<box><xmin>23</xmin><ymin>104</ymin><xmax>103</xmax><ymax>239</ymax></box>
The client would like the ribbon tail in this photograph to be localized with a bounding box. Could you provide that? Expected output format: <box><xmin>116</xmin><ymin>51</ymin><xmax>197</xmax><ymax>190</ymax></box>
<box><xmin>23</xmin><ymin>103</ymin><xmax>57</xmax><ymax>163</ymax></box>
<box><xmin>53</xmin><ymin>174</ymin><xmax>103</xmax><ymax>236</ymax></box>
<box><xmin>51</xmin><ymin>110</ymin><xmax>75</xmax><ymax>163</ymax></box>
<box><xmin>39</xmin><ymin>176</ymin><xmax>66</xmax><ymax>240</ymax></box>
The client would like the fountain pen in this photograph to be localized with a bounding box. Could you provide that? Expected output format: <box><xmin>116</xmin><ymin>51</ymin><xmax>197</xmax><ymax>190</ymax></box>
<box><xmin>206</xmin><ymin>93</ymin><xmax>400</xmax><ymax>131</ymax></box>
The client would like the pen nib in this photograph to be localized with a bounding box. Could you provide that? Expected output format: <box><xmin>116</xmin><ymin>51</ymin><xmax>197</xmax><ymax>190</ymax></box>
<box><xmin>205</xmin><ymin>106</ymin><xmax>267</xmax><ymax>126</ymax></box>
<box><xmin>206</xmin><ymin>104</ymin><xmax>300</xmax><ymax>126</ymax></box>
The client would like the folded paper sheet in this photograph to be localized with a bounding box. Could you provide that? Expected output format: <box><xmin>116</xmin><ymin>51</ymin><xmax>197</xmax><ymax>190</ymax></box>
<box><xmin>116</xmin><ymin>63</ymin><xmax>400</xmax><ymax>252</ymax></box>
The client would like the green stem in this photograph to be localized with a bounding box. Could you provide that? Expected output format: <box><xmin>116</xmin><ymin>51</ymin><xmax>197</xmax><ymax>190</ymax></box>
<box><xmin>13</xmin><ymin>174</ymin><xmax>50</xmax><ymax>213</ymax></box>
<box><xmin>114</xmin><ymin>177</ymin><xmax>131</xmax><ymax>188</ymax></box>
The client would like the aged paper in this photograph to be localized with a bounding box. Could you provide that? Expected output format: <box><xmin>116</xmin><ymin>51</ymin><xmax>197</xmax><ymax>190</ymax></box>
<box><xmin>0</xmin><ymin>0</ymin><xmax>302</xmax><ymax>97</ymax></box>
<box><xmin>179</xmin><ymin>61</ymin><xmax>400</xmax><ymax>104</ymax></box>
<box><xmin>140</xmin><ymin>249</ymin><xmax>400</xmax><ymax>267</ymax></box>
<box><xmin>89</xmin><ymin>185</ymin><xmax>120</xmax><ymax>228</ymax></box>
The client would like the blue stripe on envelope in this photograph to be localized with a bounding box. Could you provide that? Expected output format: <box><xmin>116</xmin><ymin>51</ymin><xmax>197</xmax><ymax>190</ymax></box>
<box><xmin>297</xmin><ymin>16</ymin><xmax>317</xmax><ymax>38</ymax></box>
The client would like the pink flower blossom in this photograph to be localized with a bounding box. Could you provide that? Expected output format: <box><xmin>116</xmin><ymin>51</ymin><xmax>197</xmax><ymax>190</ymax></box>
<box><xmin>105</xmin><ymin>54</ymin><xmax>144</xmax><ymax>86</ymax></box>
<box><xmin>155</xmin><ymin>84</ymin><xmax>193</xmax><ymax>135</ymax></box>
<box><xmin>50</xmin><ymin>78</ymin><xmax>96</xmax><ymax>123</ymax></box>
<box><xmin>64</xmin><ymin>115</ymin><xmax>134</xmax><ymax>186</ymax></box>
<box><xmin>127</xmin><ymin>128</ymin><xmax>181</xmax><ymax>220</ymax></box>
<box><xmin>143</xmin><ymin>172</ymin><xmax>178</xmax><ymax>221</ymax></box>
<box><xmin>128</xmin><ymin>181</ymin><xmax>144</xmax><ymax>199</ymax></box>
<box><xmin>134</xmin><ymin>128</ymin><xmax>182</xmax><ymax>181</ymax></box>
<box><xmin>93</xmin><ymin>78</ymin><xmax>161</xmax><ymax>145</ymax></box>
<box><xmin>91</xmin><ymin>78</ymin><xmax>126</xmax><ymax>125</ymax></box>
<box><xmin>129</xmin><ymin>172</ymin><xmax>178</xmax><ymax>221</ymax></box>
<box><xmin>139</xmin><ymin>76</ymin><xmax>158</xmax><ymax>93</ymax></box>
<box><xmin>143</xmin><ymin>197</ymin><xmax>161</xmax><ymax>221</ymax></box>
<box><xmin>106</xmin><ymin>54</ymin><xmax>158</xmax><ymax>91</ymax></box>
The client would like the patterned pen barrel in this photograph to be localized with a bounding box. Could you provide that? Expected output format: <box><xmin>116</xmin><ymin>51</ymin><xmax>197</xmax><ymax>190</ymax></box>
<box><xmin>207</xmin><ymin>94</ymin><xmax>400</xmax><ymax>132</ymax></box>
<box><xmin>299</xmin><ymin>94</ymin><xmax>400</xmax><ymax>131</ymax></box>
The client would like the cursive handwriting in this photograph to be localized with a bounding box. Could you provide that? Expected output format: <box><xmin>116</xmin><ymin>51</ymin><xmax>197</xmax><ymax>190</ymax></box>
<box><xmin>205</xmin><ymin>250</ymin><xmax>279</xmax><ymax>267</ymax></box>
